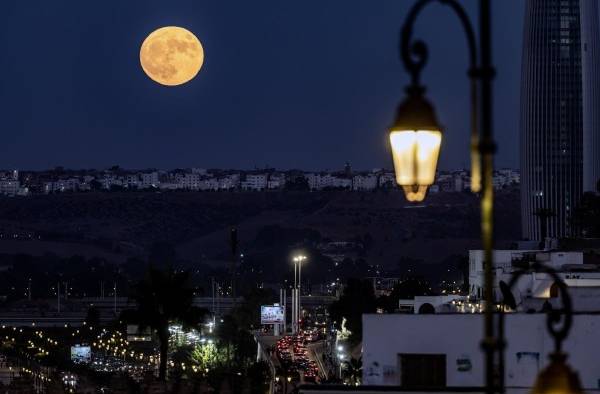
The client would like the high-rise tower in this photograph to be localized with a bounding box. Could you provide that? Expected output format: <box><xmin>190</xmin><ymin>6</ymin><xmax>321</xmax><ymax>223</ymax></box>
<box><xmin>520</xmin><ymin>0</ymin><xmax>600</xmax><ymax>240</ymax></box>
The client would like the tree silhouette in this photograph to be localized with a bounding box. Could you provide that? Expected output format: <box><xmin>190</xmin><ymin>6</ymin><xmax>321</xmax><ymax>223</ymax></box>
<box><xmin>329</xmin><ymin>279</ymin><xmax>377</xmax><ymax>344</ymax></box>
<box><xmin>343</xmin><ymin>357</ymin><xmax>363</xmax><ymax>385</ymax></box>
<box><xmin>377</xmin><ymin>277</ymin><xmax>433</xmax><ymax>313</ymax></box>
<box><xmin>574</xmin><ymin>192</ymin><xmax>600</xmax><ymax>237</ymax></box>
<box><xmin>125</xmin><ymin>267</ymin><xmax>207</xmax><ymax>380</ymax></box>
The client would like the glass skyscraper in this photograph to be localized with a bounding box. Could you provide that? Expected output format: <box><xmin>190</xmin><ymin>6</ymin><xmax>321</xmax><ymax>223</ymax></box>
<box><xmin>520</xmin><ymin>0</ymin><xmax>600</xmax><ymax>240</ymax></box>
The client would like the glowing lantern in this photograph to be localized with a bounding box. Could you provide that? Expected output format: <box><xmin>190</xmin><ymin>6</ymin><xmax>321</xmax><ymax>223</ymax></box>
<box><xmin>389</xmin><ymin>87</ymin><xmax>442</xmax><ymax>202</ymax></box>
<box><xmin>531</xmin><ymin>353</ymin><xmax>583</xmax><ymax>394</ymax></box>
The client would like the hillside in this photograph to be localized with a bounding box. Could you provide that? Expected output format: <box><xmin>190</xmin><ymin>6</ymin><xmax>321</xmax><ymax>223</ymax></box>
<box><xmin>0</xmin><ymin>188</ymin><xmax>520</xmax><ymax>274</ymax></box>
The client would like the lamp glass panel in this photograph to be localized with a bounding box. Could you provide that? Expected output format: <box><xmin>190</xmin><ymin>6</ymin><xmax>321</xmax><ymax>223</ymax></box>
<box><xmin>390</xmin><ymin>130</ymin><xmax>416</xmax><ymax>185</ymax></box>
<box><xmin>390</xmin><ymin>129</ymin><xmax>442</xmax><ymax>186</ymax></box>
<box><xmin>415</xmin><ymin>130</ymin><xmax>442</xmax><ymax>185</ymax></box>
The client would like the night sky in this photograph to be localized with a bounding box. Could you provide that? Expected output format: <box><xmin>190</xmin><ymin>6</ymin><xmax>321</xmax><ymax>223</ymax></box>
<box><xmin>1</xmin><ymin>1</ymin><xmax>524</xmax><ymax>171</ymax></box>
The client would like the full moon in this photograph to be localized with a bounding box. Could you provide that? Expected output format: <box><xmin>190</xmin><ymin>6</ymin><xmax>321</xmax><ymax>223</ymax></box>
<box><xmin>140</xmin><ymin>26</ymin><xmax>204</xmax><ymax>86</ymax></box>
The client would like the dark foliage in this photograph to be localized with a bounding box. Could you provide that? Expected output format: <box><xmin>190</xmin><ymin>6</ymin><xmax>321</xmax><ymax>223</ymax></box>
<box><xmin>123</xmin><ymin>267</ymin><xmax>208</xmax><ymax>380</ymax></box>
<box><xmin>377</xmin><ymin>277</ymin><xmax>433</xmax><ymax>313</ymax></box>
<box><xmin>329</xmin><ymin>279</ymin><xmax>377</xmax><ymax>344</ymax></box>
<box><xmin>574</xmin><ymin>192</ymin><xmax>600</xmax><ymax>237</ymax></box>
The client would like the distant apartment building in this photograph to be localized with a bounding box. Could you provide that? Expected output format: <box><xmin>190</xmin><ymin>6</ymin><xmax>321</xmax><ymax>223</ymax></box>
<box><xmin>497</xmin><ymin>168</ymin><xmax>520</xmax><ymax>184</ymax></box>
<box><xmin>241</xmin><ymin>174</ymin><xmax>268</xmax><ymax>190</ymax></box>
<box><xmin>267</xmin><ymin>173</ymin><xmax>286</xmax><ymax>189</ymax></box>
<box><xmin>0</xmin><ymin>170</ymin><xmax>18</xmax><ymax>181</ymax></box>
<box><xmin>378</xmin><ymin>172</ymin><xmax>395</xmax><ymax>188</ymax></box>
<box><xmin>218</xmin><ymin>174</ymin><xmax>240</xmax><ymax>190</ymax></box>
<box><xmin>44</xmin><ymin>178</ymin><xmax>80</xmax><ymax>194</ymax></box>
<box><xmin>177</xmin><ymin>173</ymin><xmax>201</xmax><ymax>190</ymax></box>
<box><xmin>99</xmin><ymin>175</ymin><xmax>123</xmax><ymax>190</ymax></box>
<box><xmin>433</xmin><ymin>169</ymin><xmax>519</xmax><ymax>193</ymax></box>
<box><xmin>0</xmin><ymin>180</ymin><xmax>23</xmax><ymax>196</ymax></box>
<box><xmin>140</xmin><ymin>172</ymin><xmax>159</xmax><ymax>188</ymax></box>
<box><xmin>436</xmin><ymin>173</ymin><xmax>464</xmax><ymax>192</ymax></box>
<box><xmin>199</xmin><ymin>178</ymin><xmax>219</xmax><ymax>191</ymax></box>
<box><xmin>306</xmin><ymin>173</ymin><xmax>352</xmax><ymax>190</ymax></box>
<box><xmin>352</xmin><ymin>174</ymin><xmax>378</xmax><ymax>191</ymax></box>
<box><xmin>124</xmin><ymin>174</ymin><xmax>139</xmax><ymax>189</ymax></box>
<box><xmin>0</xmin><ymin>170</ymin><xmax>24</xmax><ymax>196</ymax></box>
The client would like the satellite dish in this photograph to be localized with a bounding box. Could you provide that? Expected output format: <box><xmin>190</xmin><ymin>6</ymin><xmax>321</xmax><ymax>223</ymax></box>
<box><xmin>499</xmin><ymin>281</ymin><xmax>517</xmax><ymax>310</ymax></box>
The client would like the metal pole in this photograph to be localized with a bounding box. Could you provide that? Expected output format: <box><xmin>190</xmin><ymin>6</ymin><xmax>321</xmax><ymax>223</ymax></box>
<box><xmin>479</xmin><ymin>0</ymin><xmax>496</xmax><ymax>393</ymax></box>
<box><xmin>293</xmin><ymin>263</ymin><xmax>298</xmax><ymax>334</ymax></box>
<box><xmin>298</xmin><ymin>262</ymin><xmax>302</xmax><ymax>332</ymax></box>
<box><xmin>292</xmin><ymin>289</ymin><xmax>297</xmax><ymax>334</ymax></box>
<box><xmin>283</xmin><ymin>288</ymin><xmax>287</xmax><ymax>334</ymax></box>
<box><xmin>298</xmin><ymin>261</ymin><xmax>302</xmax><ymax>296</ymax></box>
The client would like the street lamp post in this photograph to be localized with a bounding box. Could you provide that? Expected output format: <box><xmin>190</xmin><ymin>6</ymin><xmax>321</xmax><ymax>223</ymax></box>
<box><xmin>393</xmin><ymin>0</ymin><xmax>496</xmax><ymax>392</ymax></box>
<box><xmin>393</xmin><ymin>2</ymin><xmax>582</xmax><ymax>394</ymax></box>
<box><xmin>292</xmin><ymin>255</ymin><xmax>307</xmax><ymax>334</ymax></box>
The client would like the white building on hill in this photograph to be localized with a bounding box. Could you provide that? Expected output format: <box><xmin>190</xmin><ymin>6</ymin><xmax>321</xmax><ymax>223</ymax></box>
<box><xmin>352</xmin><ymin>174</ymin><xmax>378</xmax><ymax>190</ymax></box>
<box><xmin>242</xmin><ymin>174</ymin><xmax>268</xmax><ymax>190</ymax></box>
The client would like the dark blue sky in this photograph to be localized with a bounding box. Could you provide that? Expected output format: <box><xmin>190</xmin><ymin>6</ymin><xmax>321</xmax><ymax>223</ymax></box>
<box><xmin>0</xmin><ymin>1</ymin><xmax>524</xmax><ymax>171</ymax></box>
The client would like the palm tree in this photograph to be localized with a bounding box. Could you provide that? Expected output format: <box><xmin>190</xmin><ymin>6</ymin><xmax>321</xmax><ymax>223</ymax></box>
<box><xmin>125</xmin><ymin>267</ymin><xmax>207</xmax><ymax>380</ymax></box>
<box><xmin>343</xmin><ymin>357</ymin><xmax>362</xmax><ymax>385</ymax></box>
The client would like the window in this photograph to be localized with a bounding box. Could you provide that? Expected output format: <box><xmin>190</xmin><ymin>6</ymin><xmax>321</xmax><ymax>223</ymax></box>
<box><xmin>399</xmin><ymin>354</ymin><xmax>446</xmax><ymax>388</ymax></box>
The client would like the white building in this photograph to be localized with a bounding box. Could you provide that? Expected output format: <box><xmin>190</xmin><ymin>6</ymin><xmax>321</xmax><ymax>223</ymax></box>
<box><xmin>305</xmin><ymin>173</ymin><xmax>322</xmax><ymax>190</ymax></box>
<box><xmin>158</xmin><ymin>182</ymin><xmax>179</xmax><ymax>190</ymax></box>
<box><xmin>99</xmin><ymin>175</ymin><xmax>123</xmax><ymax>190</ymax></box>
<box><xmin>436</xmin><ymin>173</ymin><xmax>465</xmax><ymax>192</ymax></box>
<box><xmin>0</xmin><ymin>180</ymin><xmax>22</xmax><ymax>196</ymax></box>
<box><xmin>331</xmin><ymin>176</ymin><xmax>352</xmax><ymax>189</ymax></box>
<box><xmin>218</xmin><ymin>174</ymin><xmax>240</xmax><ymax>190</ymax></box>
<box><xmin>242</xmin><ymin>174</ymin><xmax>268</xmax><ymax>190</ymax></box>
<box><xmin>352</xmin><ymin>174</ymin><xmax>378</xmax><ymax>191</ymax></box>
<box><xmin>199</xmin><ymin>178</ymin><xmax>219</xmax><ymax>191</ymax></box>
<box><xmin>267</xmin><ymin>173</ymin><xmax>286</xmax><ymax>189</ymax></box>
<box><xmin>140</xmin><ymin>172</ymin><xmax>159</xmax><ymax>188</ymax></box>
<box><xmin>378</xmin><ymin>172</ymin><xmax>396</xmax><ymax>188</ymax></box>
<box><xmin>177</xmin><ymin>173</ymin><xmax>201</xmax><ymax>190</ymax></box>
<box><xmin>362</xmin><ymin>313</ymin><xmax>600</xmax><ymax>391</ymax></box>
<box><xmin>43</xmin><ymin>178</ymin><xmax>80</xmax><ymax>193</ymax></box>
<box><xmin>307</xmin><ymin>173</ymin><xmax>353</xmax><ymax>190</ymax></box>
<box><xmin>467</xmin><ymin>250</ymin><xmax>596</xmax><ymax>302</ymax></box>
<box><xmin>124</xmin><ymin>174</ymin><xmax>139</xmax><ymax>189</ymax></box>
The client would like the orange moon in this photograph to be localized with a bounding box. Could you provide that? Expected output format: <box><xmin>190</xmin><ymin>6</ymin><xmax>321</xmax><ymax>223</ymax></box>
<box><xmin>140</xmin><ymin>26</ymin><xmax>204</xmax><ymax>86</ymax></box>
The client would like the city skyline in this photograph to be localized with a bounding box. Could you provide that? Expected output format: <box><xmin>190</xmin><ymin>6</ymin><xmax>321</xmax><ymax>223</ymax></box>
<box><xmin>1</xmin><ymin>1</ymin><xmax>600</xmax><ymax>392</ymax></box>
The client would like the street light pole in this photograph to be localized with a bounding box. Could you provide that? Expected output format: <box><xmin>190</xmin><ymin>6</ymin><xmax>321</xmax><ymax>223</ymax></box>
<box><xmin>397</xmin><ymin>0</ymin><xmax>496</xmax><ymax>392</ymax></box>
<box><xmin>295</xmin><ymin>255</ymin><xmax>306</xmax><ymax>334</ymax></box>
<box><xmin>293</xmin><ymin>260</ymin><xmax>298</xmax><ymax>334</ymax></box>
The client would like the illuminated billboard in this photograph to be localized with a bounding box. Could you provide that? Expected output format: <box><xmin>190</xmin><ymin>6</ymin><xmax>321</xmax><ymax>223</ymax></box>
<box><xmin>71</xmin><ymin>345</ymin><xmax>91</xmax><ymax>364</ymax></box>
<box><xmin>260</xmin><ymin>305</ymin><xmax>284</xmax><ymax>324</ymax></box>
